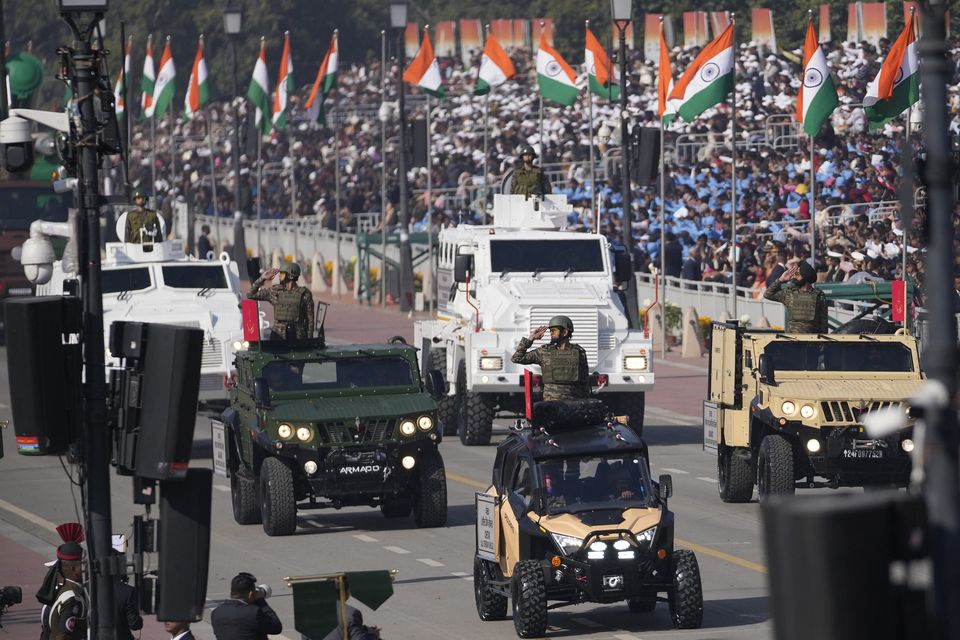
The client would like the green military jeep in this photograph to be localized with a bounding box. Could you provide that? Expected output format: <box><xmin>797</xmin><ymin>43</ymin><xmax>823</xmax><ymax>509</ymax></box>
<box><xmin>214</xmin><ymin>316</ymin><xmax>449</xmax><ymax>536</ymax></box>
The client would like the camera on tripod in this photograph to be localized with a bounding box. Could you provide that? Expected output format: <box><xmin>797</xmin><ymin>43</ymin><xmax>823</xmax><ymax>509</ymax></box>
<box><xmin>0</xmin><ymin>586</ymin><xmax>22</xmax><ymax>628</ymax></box>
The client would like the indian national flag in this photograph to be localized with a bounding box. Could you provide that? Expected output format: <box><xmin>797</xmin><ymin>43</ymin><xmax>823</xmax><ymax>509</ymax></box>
<box><xmin>536</xmin><ymin>32</ymin><xmax>579</xmax><ymax>106</ymax></box>
<box><xmin>151</xmin><ymin>36</ymin><xmax>176</xmax><ymax>120</ymax></box>
<box><xmin>403</xmin><ymin>31</ymin><xmax>445</xmax><ymax>99</ymax></box>
<box><xmin>796</xmin><ymin>19</ymin><xmax>838</xmax><ymax>137</ymax></box>
<box><xmin>474</xmin><ymin>31</ymin><xmax>515</xmax><ymax>96</ymax></box>
<box><xmin>863</xmin><ymin>12</ymin><xmax>919</xmax><ymax>130</ymax></box>
<box><xmin>247</xmin><ymin>37</ymin><xmax>271</xmax><ymax>135</ymax></box>
<box><xmin>585</xmin><ymin>26</ymin><xmax>619</xmax><ymax>102</ymax></box>
<box><xmin>669</xmin><ymin>23</ymin><xmax>734</xmax><ymax>122</ymax></box>
<box><xmin>658</xmin><ymin>20</ymin><xmax>679</xmax><ymax>126</ymax></box>
<box><xmin>183</xmin><ymin>36</ymin><xmax>209</xmax><ymax>120</ymax></box>
<box><xmin>140</xmin><ymin>34</ymin><xmax>155</xmax><ymax>119</ymax></box>
<box><xmin>114</xmin><ymin>36</ymin><xmax>132</xmax><ymax>121</ymax></box>
<box><xmin>305</xmin><ymin>31</ymin><xmax>338</xmax><ymax>123</ymax></box>
<box><xmin>272</xmin><ymin>31</ymin><xmax>294</xmax><ymax>129</ymax></box>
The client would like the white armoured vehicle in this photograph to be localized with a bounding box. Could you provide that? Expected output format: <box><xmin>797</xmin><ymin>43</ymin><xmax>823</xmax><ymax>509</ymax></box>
<box><xmin>414</xmin><ymin>194</ymin><xmax>654</xmax><ymax>445</ymax></box>
<box><xmin>36</xmin><ymin>213</ymin><xmax>245</xmax><ymax>403</ymax></box>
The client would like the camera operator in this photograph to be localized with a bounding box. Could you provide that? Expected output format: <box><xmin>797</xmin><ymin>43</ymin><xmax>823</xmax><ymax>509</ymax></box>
<box><xmin>211</xmin><ymin>572</ymin><xmax>282</xmax><ymax>640</ymax></box>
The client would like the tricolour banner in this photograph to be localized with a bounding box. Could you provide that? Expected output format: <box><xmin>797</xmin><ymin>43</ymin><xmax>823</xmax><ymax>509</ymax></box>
<box><xmin>820</xmin><ymin>4</ymin><xmax>832</xmax><ymax>42</ymax></box>
<box><xmin>861</xmin><ymin>2</ymin><xmax>887</xmax><ymax>44</ymax></box>
<box><xmin>751</xmin><ymin>8</ymin><xmax>776</xmax><ymax>51</ymax></box>
<box><xmin>644</xmin><ymin>13</ymin><xmax>663</xmax><ymax>63</ymax></box>
<box><xmin>405</xmin><ymin>23</ymin><xmax>420</xmax><ymax>59</ymax></box>
<box><xmin>434</xmin><ymin>21</ymin><xmax>456</xmax><ymax>57</ymax></box>
<box><xmin>683</xmin><ymin>11</ymin><xmax>709</xmax><ymax>48</ymax></box>
<box><xmin>513</xmin><ymin>20</ymin><xmax>530</xmax><ymax>49</ymax></box>
<box><xmin>491</xmin><ymin>19</ymin><xmax>512</xmax><ymax>49</ymax></box>
<box><xmin>710</xmin><ymin>12</ymin><xmax>730</xmax><ymax>38</ymax></box>
<box><xmin>459</xmin><ymin>19</ymin><xmax>483</xmax><ymax>65</ymax></box>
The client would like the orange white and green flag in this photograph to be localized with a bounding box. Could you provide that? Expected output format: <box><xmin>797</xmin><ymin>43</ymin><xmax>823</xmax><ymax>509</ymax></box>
<box><xmin>658</xmin><ymin>20</ymin><xmax>679</xmax><ymax>126</ymax></box>
<box><xmin>669</xmin><ymin>23</ymin><xmax>734</xmax><ymax>122</ymax></box>
<box><xmin>474</xmin><ymin>31</ymin><xmax>515</xmax><ymax>96</ymax></box>
<box><xmin>305</xmin><ymin>31</ymin><xmax>338</xmax><ymax>123</ymax></box>
<box><xmin>183</xmin><ymin>36</ymin><xmax>209</xmax><ymax>120</ymax></box>
<box><xmin>536</xmin><ymin>30</ymin><xmax>578</xmax><ymax>106</ymax></box>
<box><xmin>272</xmin><ymin>31</ymin><xmax>294</xmax><ymax>129</ymax></box>
<box><xmin>404</xmin><ymin>30</ymin><xmax>445</xmax><ymax>99</ymax></box>
<box><xmin>585</xmin><ymin>26</ymin><xmax>619</xmax><ymax>102</ymax></box>
<box><xmin>140</xmin><ymin>34</ymin><xmax>155</xmax><ymax>119</ymax></box>
<box><xmin>863</xmin><ymin>11</ymin><xmax>919</xmax><ymax>130</ymax></box>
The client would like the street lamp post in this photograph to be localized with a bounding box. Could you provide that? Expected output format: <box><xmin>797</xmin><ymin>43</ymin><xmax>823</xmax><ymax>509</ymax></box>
<box><xmin>611</xmin><ymin>0</ymin><xmax>640</xmax><ymax>328</ymax></box>
<box><xmin>224</xmin><ymin>5</ymin><xmax>244</xmax><ymax>261</ymax></box>
<box><xmin>391</xmin><ymin>0</ymin><xmax>414</xmax><ymax>312</ymax></box>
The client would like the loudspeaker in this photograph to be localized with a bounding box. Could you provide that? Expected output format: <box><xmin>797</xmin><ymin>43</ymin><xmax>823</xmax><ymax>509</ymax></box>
<box><xmin>406</xmin><ymin>118</ymin><xmax>428</xmax><ymax>168</ymax></box>
<box><xmin>630</xmin><ymin>127</ymin><xmax>660</xmax><ymax>185</ymax></box>
<box><xmin>156</xmin><ymin>468</ymin><xmax>211</xmax><ymax>622</ymax></box>
<box><xmin>762</xmin><ymin>492</ymin><xmax>928</xmax><ymax>640</ymax></box>
<box><xmin>4</xmin><ymin>297</ymin><xmax>81</xmax><ymax>455</ymax></box>
<box><xmin>134</xmin><ymin>323</ymin><xmax>203</xmax><ymax>479</ymax></box>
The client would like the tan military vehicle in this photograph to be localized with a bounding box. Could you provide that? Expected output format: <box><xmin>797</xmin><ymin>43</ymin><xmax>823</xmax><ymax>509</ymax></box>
<box><xmin>703</xmin><ymin>322</ymin><xmax>924</xmax><ymax>502</ymax></box>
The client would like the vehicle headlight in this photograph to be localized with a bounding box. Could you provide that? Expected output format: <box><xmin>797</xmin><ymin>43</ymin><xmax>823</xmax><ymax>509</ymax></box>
<box><xmin>296</xmin><ymin>426</ymin><xmax>313</xmax><ymax>442</ymax></box>
<box><xmin>277</xmin><ymin>423</ymin><xmax>293</xmax><ymax>439</ymax></box>
<box><xmin>589</xmin><ymin>541</ymin><xmax>608</xmax><ymax>552</ymax></box>
<box><xmin>550</xmin><ymin>533</ymin><xmax>582</xmax><ymax>556</ymax></box>
<box><xmin>399</xmin><ymin>420</ymin><xmax>417</xmax><ymax>437</ymax></box>
<box><xmin>634</xmin><ymin>526</ymin><xmax>657</xmax><ymax>549</ymax></box>
<box><xmin>781</xmin><ymin>401</ymin><xmax>797</xmax><ymax>415</ymax></box>
<box><xmin>303</xmin><ymin>461</ymin><xmax>318</xmax><ymax>475</ymax></box>
<box><xmin>613</xmin><ymin>539</ymin><xmax>631</xmax><ymax>551</ymax></box>
<box><xmin>417</xmin><ymin>415</ymin><xmax>433</xmax><ymax>431</ymax></box>
<box><xmin>479</xmin><ymin>356</ymin><xmax>503</xmax><ymax>371</ymax></box>
<box><xmin>623</xmin><ymin>355</ymin><xmax>648</xmax><ymax>371</ymax></box>
<box><xmin>800</xmin><ymin>404</ymin><xmax>816</xmax><ymax>419</ymax></box>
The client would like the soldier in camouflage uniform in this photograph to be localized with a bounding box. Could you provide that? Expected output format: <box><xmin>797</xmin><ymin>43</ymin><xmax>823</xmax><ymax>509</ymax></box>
<box><xmin>124</xmin><ymin>190</ymin><xmax>162</xmax><ymax>243</ymax></box>
<box><xmin>248</xmin><ymin>262</ymin><xmax>316</xmax><ymax>340</ymax></box>
<box><xmin>510</xmin><ymin>144</ymin><xmax>552</xmax><ymax>199</ymax></box>
<box><xmin>511</xmin><ymin>315</ymin><xmax>590</xmax><ymax>400</ymax></box>
<box><xmin>764</xmin><ymin>260</ymin><xmax>828</xmax><ymax>333</ymax></box>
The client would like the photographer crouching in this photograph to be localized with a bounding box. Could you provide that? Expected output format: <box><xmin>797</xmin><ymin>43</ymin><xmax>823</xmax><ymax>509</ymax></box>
<box><xmin>211</xmin><ymin>572</ymin><xmax>282</xmax><ymax>640</ymax></box>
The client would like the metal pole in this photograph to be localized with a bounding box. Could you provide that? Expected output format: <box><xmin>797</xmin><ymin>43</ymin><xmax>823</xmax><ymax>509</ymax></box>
<box><xmin>335</xmin><ymin>115</ymin><xmax>341</xmax><ymax>296</ymax></box>
<box><xmin>426</xmin><ymin>91</ymin><xmax>433</xmax><ymax>311</ymax></box>
<box><xmin>659</xmin><ymin>119</ymin><xmax>666</xmax><ymax>360</ymax></box>
<box><xmin>120</xmin><ymin>24</ymin><xmax>129</xmax><ymax>186</ymax></box>
<box><xmin>0</xmin><ymin>0</ymin><xmax>8</xmax><ymax>121</ymax></box>
<box><xmin>729</xmin><ymin>14</ymin><xmax>738</xmax><ymax>319</ymax></box>
<box><xmin>169</xmin><ymin>104</ymin><xmax>176</xmax><ymax>188</ymax></box>
<box><xmin>617</xmin><ymin>20</ymin><xmax>640</xmax><ymax>329</ymax></box>
<box><xmin>918</xmin><ymin>3</ymin><xmax>960</xmax><ymax>637</ymax></box>
<box><xmin>290</xmin><ymin>130</ymin><xmax>299</xmax><ymax>264</ymax></box>
<box><xmin>256</xmin><ymin>132</ymin><xmax>262</xmax><ymax>258</ymax></box>
<box><xmin>397</xmin><ymin>26</ymin><xmax>414</xmax><ymax>312</ymax></box>
<box><xmin>586</xmin><ymin>20</ymin><xmax>597</xmax><ymax>234</ymax></box>
<box><xmin>539</xmin><ymin>94</ymin><xmax>544</xmax><ymax>158</ymax></box>
<box><xmin>482</xmin><ymin>23</ymin><xmax>491</xmax><ymax>225</ymax></box>
<box><xmin>205</xmin><ymin>115</ymin><xmax>217</xmax><ymax>255</ymax></box>
<box><xmin>380</xmin><ymin>30</ymin><xmax>387</xmax><ymax>307</ymax></box>
<box><xmin>230</xmin><ymin>33</ymin><xmax>242</xmax><ymax>237</ymax></box>
<box><xmin>150</xmin><ymin>116</ymin><xmax>157</xmax><ymax>199</ymax></box>
<box><xmin>809</xmin><ymin>132</ymin><xmax>816</xmax><ymax>266</ymax></box>
<box><xmin>67</xmin><ymin>14</ymin><xmax>115</xmax><ymax>635</ymax></box>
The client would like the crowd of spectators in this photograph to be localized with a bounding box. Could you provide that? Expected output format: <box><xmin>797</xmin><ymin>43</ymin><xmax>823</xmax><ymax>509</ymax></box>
<box><xmin>119</xmin><ymin>36</ymin><xmax>960</xmax><ymax>300</ymax></box>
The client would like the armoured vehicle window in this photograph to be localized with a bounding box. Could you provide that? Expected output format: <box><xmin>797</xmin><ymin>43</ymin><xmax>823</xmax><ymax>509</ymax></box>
<box><xmin>512</xmin><ymin>461</ymin><xmax>532</xmax><ymax>496</ymax></box>
<box><xmin>489</xmin><ymin>239</ymin><xmax>604</xmax><ymax>273</ymax></box>
<box><xmin>0</xmin><ymin>187</ymin><xmax>70</xmax><ymax>230</ymax></box>
<box><xmin>263</xmin><ymin>356</ymin><xmax>415</xmax><ymax>392</ymax></box>
<box><xmin>764</xmin><ymin>342</ymin><xmax>914</xmax><ymax>372</ymax></box>
<box><xmin>102</xmin><ymin>267</ymin><xmax>152</xmax><ymax>293</ymax></box>
<box><xmin>537</xmin><ymin>454</ymin><xmax>654</xmax><ymax>513</ymax></box>
<box><xmin>161</xmin><ymin>265</ymin><xmax>228</xmax><ymax>289</ymax></box>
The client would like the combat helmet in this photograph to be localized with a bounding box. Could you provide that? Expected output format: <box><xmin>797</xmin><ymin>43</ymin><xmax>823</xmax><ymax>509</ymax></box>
<box><xmin>279</xmin><ymin>262</ymin><xmax>302</xmax><ymax>280</ymax></box>
<box><xmin>518</xmin><ymin>144</ymin><xmax>537</xmax><ymax>160</ymax></box>
<box><xmin>548</xmin><ymin>315</ymin><xmax>574</xmax><ymax>335</ymax></box>
<box><xmin>131</xmin><ymin>189</ymin><xmax>147</xmax><ymax>201</ymax></box>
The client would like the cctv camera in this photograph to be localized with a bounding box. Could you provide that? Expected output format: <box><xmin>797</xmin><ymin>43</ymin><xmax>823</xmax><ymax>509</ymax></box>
<box><xmin>19</xmin><ymin>235</ymin><xmax>56</xmax><ymax>285</ymax></box>
<box><xmin>0</xmin><ymin>116</ymin><xmax>36</xmax><ymax>174</ymax></box>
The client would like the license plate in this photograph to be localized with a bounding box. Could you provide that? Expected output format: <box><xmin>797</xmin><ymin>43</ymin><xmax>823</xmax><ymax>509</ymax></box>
<box><xmin>842</xmin><ymin>449</ymin><xmax>884</xmax><ymax>459</ymax></box>
<box><xmin>602</xmin><ymin>575</ymin><xmax>624</xmax><ymax>590</ymax></box>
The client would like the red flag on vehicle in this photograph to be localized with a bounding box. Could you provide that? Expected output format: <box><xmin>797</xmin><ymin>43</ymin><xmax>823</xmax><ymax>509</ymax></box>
<box><xmin>891</xmin><ymin>279</ymin><xmax>906</xmax><ymax>322</ymax></box>
<box><xmin>242</xmin><ymin>299</ymin><xmax>260</xmax><ymax>342</ymax></box>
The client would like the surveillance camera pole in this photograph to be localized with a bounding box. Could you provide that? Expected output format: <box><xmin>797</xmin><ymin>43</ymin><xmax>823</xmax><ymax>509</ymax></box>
<box><xmin>60</xmin><ymin>9</ymin><xmax>116</xmax><ymax>637</ymax></box>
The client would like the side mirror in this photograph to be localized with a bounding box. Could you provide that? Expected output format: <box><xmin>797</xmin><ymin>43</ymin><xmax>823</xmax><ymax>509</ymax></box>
<box><xmin>658</xmin><ymin>474</ymin><xmax>673</xmax><ymax>501</ymax></box>
<box><xmin>253</xmin><ymin>377</ymin><xmax>271</xmax><ymax>408</ymax></box>
<box><xmin>531</xmin><ymin>487</ymin><xmax>546</xmax><ymax>513</ymax></box>
<box><xmin>613</xmin><ymin>251</ymin><xmax>632</xmax><ymax>284</ymax></box>
<box><xmin>425</xmin><ymin>369</ymin><xmax>445</xmax><ymax>401</ymax></box>
<box><xmin>758</xmin><ymin>354</ymin><xmax>776</xmax><ymax>385</ymax></box>
<box><xmin>246</xmin><ymin>257</ymin><xmax>262</xmax><ymax>281</ymax></box>
<box><xmin>454</xmin><ymin>254</ymin><xmax>473</xmax><ymax>283</ymax></box>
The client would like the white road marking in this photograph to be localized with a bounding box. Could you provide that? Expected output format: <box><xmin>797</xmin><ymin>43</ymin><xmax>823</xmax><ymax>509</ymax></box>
<box><xmin>0</xmin><ymin>498</ymin><xmax>57</xmax><ymax>532</ymax></box>
<box><xmin>417</xmin><ymin>558</ymin><xmax>444</xmax><ymax>567</ymax></box>
<box><xmin>451</xmin><ymin>571</ymin><xmax>471</xmax><ymax>581</ymax></box>
<box><xmin>660</xmin><ymin>467</ymin><xmax>689</xmax><ymax>475</ymax></box>
<box><xmin>353</xmin><ymin>534</ymin><xmax>379</xmax><ymax>543</ymax></box>
<box><xmin>613</xmin><ymin>634</ymin><xmax>642</xmax><ymax>640</ymax></box>
<box><xmin>384</xmin><ymin>545</ymin><xmax>410</xmax><ymax>554</ymax></box>
<box><xmin>213</xmin><ymin>485</ymin><xmax>230</xmax><ymax>492</ymax></box>
<box><xmin>570</xmin><ymin>617</ymin><xmax>602</xmax><ymax>628</ymax></box>
<box><xmin>696</xmin><ymin>476</ymin><xmax>719</xmax><ymax>484</ymax></box>
<box><xmin>657</xmin><ymin>359</ymin><xmax>708</xmax><ymax>373</ymax></box>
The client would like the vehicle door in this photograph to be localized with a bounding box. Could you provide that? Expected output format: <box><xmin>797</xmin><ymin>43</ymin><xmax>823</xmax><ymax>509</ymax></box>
<box><xmin>500</xmin><ymin>457</ymin><xmax>534</xmax><ymax>576</ymax></box>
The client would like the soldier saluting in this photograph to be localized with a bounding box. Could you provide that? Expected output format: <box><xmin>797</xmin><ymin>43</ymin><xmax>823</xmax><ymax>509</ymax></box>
<box><xmin>248</xmin><ymin>262</ymin><xmax>315</xmax><ymax>341</ymax></box>
<box><xmin>510</xmin><ymin>144</ymin><xmax>552</xmax><ymax>199</ymax></box>
<box><xmin>512</xmin><ymin>315</ymin><xmax>590</xmax><ymax>401</ymax></box>
<box><xmin>764</xmin><ymin>261</ymin><xmax>828</xmax><ymax>333</ymax></box>
<box><xmin>124</xmin><ymin>190</ymin><xmax>162</xmax><ymax>243</ymax></box>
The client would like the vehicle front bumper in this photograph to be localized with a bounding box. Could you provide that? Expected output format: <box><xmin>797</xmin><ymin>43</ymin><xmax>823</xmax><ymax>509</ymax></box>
<box><xmin>468</xmin><ymin>371</ymin><xmax>654</xmax><ymax>394</ymax></box>
<box><xmin>539</xmin><ymin>553</ymin><xmax>672</xmax><ymax>603</ymax></box>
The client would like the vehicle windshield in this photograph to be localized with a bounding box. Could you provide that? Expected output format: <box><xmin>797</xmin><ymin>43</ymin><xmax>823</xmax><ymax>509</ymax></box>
<box><xmin>102</xmin><ymin>267</ymin><xmax>152</xmax><ymax>294</ymax></box>
<box><xmin>0</xmin><ymin>186</ymin><xmax>71</xmax><ymax>230</ymax></box>
<box><xmin>489</xmin><ymin>239</ymin><xmax>605</xmax><ymax>273</ymax></box>
<box><xmin>263</xmin><ymin>356</ymin><xmax>416</xmax><ymax>393</ymax></box>
<box><xmin>161</xmin><ymin>265</ymin><xmax>228</xmax><ymax>289</ymax></box>
<box><xmin>537</xmin><ymin>454</ymin><xmax>655</xmax><ymax>513</ymax></box>
<box><xmin>764</xmin><ymin>341</ymin><xmax>914</xmax><ymax>372</ymax></box>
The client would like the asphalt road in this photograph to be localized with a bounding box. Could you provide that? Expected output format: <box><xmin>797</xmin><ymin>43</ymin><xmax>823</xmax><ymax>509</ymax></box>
<box><xmin>0</xmin><ymin>300</ymin><xmax>773</xmax><ymax>640</ymax></box>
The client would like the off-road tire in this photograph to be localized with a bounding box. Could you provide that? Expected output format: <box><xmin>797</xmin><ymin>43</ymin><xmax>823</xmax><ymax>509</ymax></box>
<box><xmin>259</xmin><ymin>458</ymin><xmax>297</xmax><ymax>536</ymax></box>
<box><xmin>458</xmin><ymin>360</ymin><xmax>495</xmax><ymax>446</ymax></box>
<box><xmin>757</xmin><ymin>434</ymin><xmax>795</xmax><ymax>501</ymax></box>
<box><xmin>413</xmin><ymin>447</ymin><xmax>447</xmax><ymax>527</ymax></box>
<box><xmin>381</xmin><ymin>496</ymin><xmax>413</xmax><ymax>518</ymax></box>
<box><xmin>231</xmin><ymin>468</ymin><xmax>261</xmax><ymax>525</ymax></box>
<box><xmin>511</xmin><ymin>560</ymin><xmax>548</xmax><ymax>638</ymax></box>
<box><xmin>430</xmin><ymin>348</ymin><xmax>458</xmax><ymax>436</ymax></box>
<box><xmin>718</xmin><ymin>446</ymin><xmax>755</xmax><ymax>503</ymax></box>
<box><xmin>668</xmin><ymin>550</ymin><xmax>703</xmax><ymax>629</ymax></box>
<box><xmin>628</xmin><ymin>594</ymin><xmax>658</xmax><ymax>613</ymax></box>
<box><xmin>474</xmin><ymin>556</ymin><xmax>508</xmax><ymax>621</ymax></box>
<box><xmin>606</xmin><ymin>392</ymin><xmax>646</xmax><ymax>437</ymax></box>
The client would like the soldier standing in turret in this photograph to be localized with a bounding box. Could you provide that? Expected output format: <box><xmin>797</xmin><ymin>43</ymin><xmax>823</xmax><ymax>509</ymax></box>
<box><xmin>248</xmin><ymin>262</ymin><xmax>315</xmax><ymax>340</ymax></box>
<box><xmin>511</xmin><ymin>315</ymin><xmax>590</xmax><ymax>400</ymax></box>
<box><xmin>510</xmin><ymin>144</ymin><xmax>552</xmax><ymax>199</ymax></box>
<box><xmin>764</xmin><ymin>261</ymin><xmax>828</xmax><ymax>333</ymax></box>
<box><xmin>124</xmin><ymin>190</ymin><xmax>162</xmax><ymax>243</ymax></box>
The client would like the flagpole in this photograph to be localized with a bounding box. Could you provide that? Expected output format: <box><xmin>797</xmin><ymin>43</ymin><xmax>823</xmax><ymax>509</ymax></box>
<box><xmin>380</xmin><ymin>29</ymin><xmax>387</xmax><ymax>307</ymax></box>
<box><xmin>539</xmin><ymin>21</ymin><xmax>545</xmax><ymax>159</ymax></box>
<box><xmin>120</xmin><ymin>25</ymin><xmax>129</xmax><ymax>187</ymax></box>
<box><xmin>659</xmin><ymin>117</ymin><xmax>666</xmax><ymax>360</ymax></box>
<box><xmin>426</xmin><ymin>89</ymin><xmax>434</xmax><ymax>312</ymax></box>
<box><xmin>729</xmin><ymin>13</ymin><xmax>738</xmax><ymax>319</ymax></box>
<box><xmin>809</xmin><ymin>131</ymin><xmax>816</xmax><ymax>266</ymax></box>
<box><xmin>902</xmin><ymin>5</ymin><xmax>916</xmax><ymax>331</ymax></box>
<box><xmin>335</xmin><ymin>113</ymin><xmax>342</xmax><ymax>296</ymax></box>
<box><xmin>205</xmin><ymin>113</ymin><xmax>219</xmax><ymax>253</ymax></box>
<box><xmin>290</xmin><ymin>130</ymin><xmax>299</xmax><ymax>263</ymax></box>
<box><xmin>256</xmin><ymin>131</ymin><xmax>262</xmax><ymax>259</ymax></box>
<box><xmin>150</xmin><ymin>117</ymin><xmax>157</xmax><ymax>200</ymax></box>
<box><xmin>586</xmin><ymin>20</ymin><xmax>598</xmax><ymax>234</ymax></box>
<box><xmin>169</xmin><ymin>106</ymin><xmax>176</xmax><ymax>191</ymax></box>
<box><xmin>482</xmin><ymin>24</ymin><xmax>491</xmax><ymax>225</ymax></box>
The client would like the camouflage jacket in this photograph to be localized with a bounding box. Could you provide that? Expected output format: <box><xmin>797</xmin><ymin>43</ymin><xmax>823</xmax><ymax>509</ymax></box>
<box><xmin>511</xmin><ymin>337</ymin><xmax>590</xmax><ymax>401</ymax></box>
<box><xmin>248</xmin><ymin>280</ymin><xmax>315</xmax><ymax>340</ymax></box>
<box><xmin>124</xmin><ymin>208</ymin><xmax>162</xmax><ymax>243</ymax></box>
<box><xmin>511</xmin><ymin>166</ymin><xmax>552</xmax><ymax>198</ymax></box>
<box><xmin>764</xmin><ymin>280</ymin><xmax>828</xmax><ymax>333</ymax></box>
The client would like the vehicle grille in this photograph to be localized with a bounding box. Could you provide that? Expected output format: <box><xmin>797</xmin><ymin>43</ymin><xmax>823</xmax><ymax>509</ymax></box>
<box><xmin>320</xmin><ymin>419</ymin><xmax>395</xmax><ymax>444</ymax></box>
<box><xmin>201</xmin><ymin>337</ymin><xmax>224</xmax><ymax>368</ymax></box>
<box><xmin>529</xmin><ymin>308</ymin><xmax>599</xmax><ymax>367</ymax></box>
<box><xmin>597</xmin><ymin>331</ymin><xmax>616</xmax><ymax>353</ymax></box>
<box><xmin>820</xmin><ymin>400</ymin><xmax>907</xmax><ymax>424</ymax></box>
<box><xmin>198</xmin><ymin>373</ymin><xmax>224</xmax><ymax>391</ymax></box>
